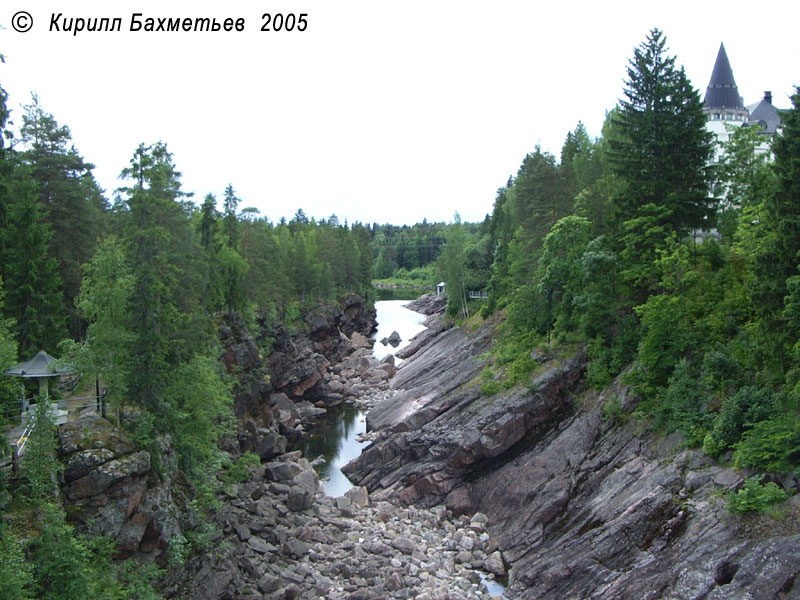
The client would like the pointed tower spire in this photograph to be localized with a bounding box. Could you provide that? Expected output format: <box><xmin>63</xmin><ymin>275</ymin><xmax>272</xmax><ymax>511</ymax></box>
<box><xmin>703</xmin><ymin>43</ymin><xmax>749</xmax><ymax>154</ymax></box>
<box><xmin>704</xmin><ymin>43</ymin><xmax>744</xmax><ymax>110</ymax></box>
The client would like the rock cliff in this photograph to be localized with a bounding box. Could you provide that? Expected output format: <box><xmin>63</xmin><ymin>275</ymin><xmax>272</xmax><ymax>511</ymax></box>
<box><xmin>344</xmin><ymin>313</ymin><xmax>800</xmax><ymax>599</ymax></box>
<box><xmin>58</xmin><ymin>415</ymin><xmax>193</xmax><ymax>562</ymax></box>
<box><xmin>219</xmin><ymin>294</ymin><xmax>377</xmax><ymax>458</ymax></box>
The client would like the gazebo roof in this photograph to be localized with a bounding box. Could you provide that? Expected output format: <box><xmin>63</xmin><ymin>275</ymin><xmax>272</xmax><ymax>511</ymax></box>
<box><xmin>4</xmin><ymin>350</ymin><xmax>74</xmax><ymax>379</ymax></box>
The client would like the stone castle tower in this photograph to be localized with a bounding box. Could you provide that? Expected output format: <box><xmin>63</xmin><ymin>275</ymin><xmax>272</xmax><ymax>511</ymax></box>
<box><xmin>703</xmin><ymin>42</ymin><xmax>783</xmax><ymax>155</ymax></box>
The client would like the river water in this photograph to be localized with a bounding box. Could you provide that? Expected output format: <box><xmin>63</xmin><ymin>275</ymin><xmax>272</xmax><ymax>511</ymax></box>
<box><xmin>294</xmin><ymin>298</ymin><xmax>427</xmax><ymax>497</ymax></box>
<box><xmin>293</xmin><ymin>298</ymin><xmax>510</xmax><ymax>598</ymax></box>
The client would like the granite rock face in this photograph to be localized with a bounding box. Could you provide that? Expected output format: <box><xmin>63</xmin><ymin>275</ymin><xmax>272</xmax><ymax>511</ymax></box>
<box><xmin>58</xmin><ymin>415</ymin><xmax>191</xmax><ymax>561</ymax></box>
<box><xmin>343</xmin><ymin>314</ymin><xmax>800</xmax><ymax>599</ymax></box>
<box><xmin>405</xmin><ymin>293</ymin><xmax>447</xmax><ymax>316</ymax></box>
<box><xmin>219</xmin><ymin>295</ymin><xmax>377</xmax><ymax>457</ymax></box>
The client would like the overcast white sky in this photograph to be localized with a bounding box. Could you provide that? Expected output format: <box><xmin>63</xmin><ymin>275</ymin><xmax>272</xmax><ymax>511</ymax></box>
<box><xmin>1</xmin><ymin>1</ymin><xmax>797</xmax><ymax>226</ymax></box>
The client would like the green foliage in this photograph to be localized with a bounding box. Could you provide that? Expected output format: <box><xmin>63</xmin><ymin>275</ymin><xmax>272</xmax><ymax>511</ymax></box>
<box><xmin>574</xmin><ymin>236</ymin><xmax>617</xmax><ymax>339</ymax></box>
<box><xmin>29</xmin><ymin>504</ymin><xmax>95</xmax><ymax>600</ymax></box>
<box><xmin>734</xmin><ymin>415</ymin><xmax>800</xmax><ymax>473</ymax></box>
<box><xmin>115</xmin><ymin>559</ymin><xmax>163</xmax><ymax>600</ymax></box>
<box><xmin>726</xmin><ymin>475</ymin><xmax>788</xmax><ymax>514</ymax></box>
<box><xmin>611</xmin><ymin>28</ymin><xmax>714</xmax><ymax>236</ymax></box>
<box><xmin>163</xmin><ymin>356</ymin><xmax>234</xmax><ymax>484</ymax></box>
<box><xmin>370</xmin><ymin>220</ymin><xmax>447</xmax><ymax>276</ymax></box>
<box><xmin>536</xmin><ymin>215</ymin><xmax>593</xmax><ymax>333</ymax></box>
<box><xmin>633</xmin><ymin>293</ymin><xmax>691</xmax><ymax>392</ymax></box>
<box><xmin>0</xmin><ymin>161</ymin><xmax>65</xmax><ymax>354</ymax></box>
<box><xmin>166</xmin><ymin>533</ymin><xmax>189</xmax><ymax>568</ymax></box>
<box><xmin>222</xmin><ymin>451</ymin><xmax>262</xmax><ymax>483</ymax></box>
<box><xmin>72</xmin><ymin>236</ymin><xmax>134</xmax><ymax>412</ymax></box>
<box><xmin>602</xmin><ymin>394</ymin><xmax>626</xmax><ymax>426</ymax></box>
<box><xmin>703</xmin><ymin>386</ymin><xmax>775</xmax><ymax>458</ymax></box>
<box><xmin>483</xmin><ymin>328</ymin><xmax>549</xmax><ymax>391</ymax></box>
<box><xmin>637</xmin><ymin>359</ymin><xmax>711</xmax><ymax>446</ymax></box>
<box><xmin>0</xmin><ymin>523</ymin><xmax>33</xmax><ymax>600</ymax></box>
<box><xmin>480</xmin><ymin>379</ymin><xmax>502</xmax><ymax>397</ymax></box>
<box><xmin>441</xmin><ymin>213</ymin><xmax>469</xmax><ymax>318</ymax></box>
<box><xmin>20</xmin><ymin>400</ymin><xmax>61</xmax><ymax>503</ymax></box>
<box><xmin>28</xmin><ymin>505</ymin><xmax>163</xmax><ymax>600</ymax></box>
<box><xmin>1</xmin><ymin>505</ymin><xmax>162</xmax><ymax>600</ymax></box>
<box><xmin>19</xmin><ymin>94</ymin><xmax>107</xmax><ymax>339</ymax></box>
<box><xmin>587</xmin><ymin>336</ymin><xmax>614</xmax><ymax>390</ymax></box>
<box><xmin>619</xmin><ymin>204</ymin><xmax>674</xmax><ymax>301</ymax></box>
<box><xmin>0</xmin><ymin>277</ymin><xmax>20</xmax><ymax>426</ymax></box>
<box><xmin>748</xmin><ymin>91</ymin><xmax>800</xmax><ymax>332</ymax></box>
<box><xmin>183</xmin><ymin>519</ymin><xmax>221</xmax><ymax>554</ymax></box>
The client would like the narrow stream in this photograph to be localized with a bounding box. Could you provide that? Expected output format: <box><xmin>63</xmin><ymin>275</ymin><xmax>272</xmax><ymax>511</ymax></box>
<box><xmin>292</xmin><ymin>295</ymin><xmax>509</xmax><ymax>598</ymax></box>
<box><xmin>293</xmin><ymin>298</ymin><xmax>427</xmax><ymax>497</ymax></box>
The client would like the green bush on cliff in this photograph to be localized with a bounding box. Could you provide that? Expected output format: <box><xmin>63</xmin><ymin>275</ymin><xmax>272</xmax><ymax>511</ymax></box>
<box><xmin>734</xmin><ymin>415</ymin><xmax>800</xmax><ymax>473</ymax></box>
<box><xmin>223</xmin><ymin>451</ymin><xmax>262</xmax><ymax>483</ymax></box>
<box><xmin>703</xmin><ymin>386</ymin><xmax>776</xmax><ymax>458</ymax></box>
<box><xmin>726</xmin><ymin>475</ymin><xmax>788</xmax><ymax>514</ymax></box>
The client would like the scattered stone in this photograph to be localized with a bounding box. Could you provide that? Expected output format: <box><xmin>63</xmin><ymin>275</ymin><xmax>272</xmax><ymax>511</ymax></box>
<box><xmin>351</xmin><ymin>331</ymin><xmax>371</xmax><ymax>349</ymax></box>
<box><xmin>484</xmin><ymin>551</ymin><xmax>505</xmax><ymax>578</ymax></box>
<box><xmin>345</xmin><ymin>486</ymin><xmax>370</xmax><ymax>508</ymax></box>
<box><xmin>391</xmin><ymin>536</ymin><xmax>416</xmax><ymax>554</ymax></box>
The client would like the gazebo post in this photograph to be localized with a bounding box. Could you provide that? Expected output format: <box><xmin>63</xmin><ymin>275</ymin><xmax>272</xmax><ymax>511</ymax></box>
<box><xmin>20</xmin><ymin>384</ymin><xmax>28</xmax><ymax>416</ymax></box>
<box><xmin>11</xmin><ymin>443</ymin><xmax>19</xmax><ymax>474</ymax></box>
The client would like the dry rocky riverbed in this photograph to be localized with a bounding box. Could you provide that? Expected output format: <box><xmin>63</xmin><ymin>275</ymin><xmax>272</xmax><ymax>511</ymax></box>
<box><xmin>166</xmin><ymin>451</ymin><xmax>506</xmax><ymax>600</ymax></box>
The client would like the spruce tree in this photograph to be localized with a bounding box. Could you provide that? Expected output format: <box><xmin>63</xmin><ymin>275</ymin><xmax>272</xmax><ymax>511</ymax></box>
<box><xmin>612</xmin><ymin>28</ymin><xmax>714</xmax><ymax>235</ymax></box>
<box><xmin>117</xmin><ymin>143</ymin><xmax>193</xmax><ymax>436</ymax></box>
<box><xmin>766</xmin><ymin>91</ymin><xmax>800</xmax><ymax>360</ymax></box>
<box><xmin>222</xmin><ymin>184</ymin><xmax>239</xmax><ymax>249</ymax></box>
<box><xmin>0</xmin><ymin>165</ymin><xmax>65</xmax><ymax>354</ymax></box>
<box><xmin>20</xmin><ymin>95</ymin><xmax>108</xmax><ymax>339</ymax></box>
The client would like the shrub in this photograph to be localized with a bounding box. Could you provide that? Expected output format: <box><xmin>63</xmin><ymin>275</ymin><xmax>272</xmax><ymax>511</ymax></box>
<box><xmin>167</xmin><ymin>534</ymin><xmax>189</xmax><ymax>567</ymax></box>
<box><xmin>734</xmin><ymin>415</ymin><xmax>800</xmax><ymax>472</ymax></box>
<box><xmin>0</xmin><ymin>524</ymin><xmax>33</xmax><ymax>600</ymax></box>
<box><xmin>28</xmin><ymin>505</ymin><xmax>93</xmax><ymax>600</ymax></box>
<box><xmin>587</xmin><ymin>336</ymin><xmax>613</xmax><ymax>390</ymax></box>
<box><xmin>603</xmin><ymin>394</ymin><xmax>626</xmax><ymax>426</ymax></box>
<box><xmin>224</xmin><ymin>451</ymin><xmax>262</xmax><ymax>483</ymax></box>
<box><xmin>704</xmin><ymin>386</ymin><xmax>775</xmax><ymax>458</ymax></box>
<box><xmin>651</xmin><ymin>360</ymin><xmax>712</xmax><ymax>446</ymax></box>
<box><xmin>727</xmin><ymin>475</ymin><xmax>788</xmax><ymax>514</ymax></box>
<box><xmin>480</xmin><ymin>380</ymin><xmax>501</xmax><ymax>397</ymax></box>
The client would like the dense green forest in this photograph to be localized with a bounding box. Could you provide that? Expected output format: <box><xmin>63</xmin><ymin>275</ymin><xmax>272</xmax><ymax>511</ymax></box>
<box><xmin>0</xmin><ymin>26</ymin><xmax>799</xmax><ymax>596</ymax></box>
<box><xmin>439</xmin><ymin>30</ymin><xmax>800</xmax><ymax>491</ymax></box>
<box><xmin>0</xmin><ymin>60</ymin><xmax>373</xmax><ymax>595</ymax></box>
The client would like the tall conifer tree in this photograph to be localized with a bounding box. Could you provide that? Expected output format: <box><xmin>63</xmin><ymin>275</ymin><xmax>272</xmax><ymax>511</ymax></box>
<box><xmin>20</xmin><ymin>96</ymin><xmax>107</xmax><ymax>338</ymax></box>
<box><xmin>612</xmin><ymin>29</ymin><xmax>714</xmax><ymax>235</ymax></box>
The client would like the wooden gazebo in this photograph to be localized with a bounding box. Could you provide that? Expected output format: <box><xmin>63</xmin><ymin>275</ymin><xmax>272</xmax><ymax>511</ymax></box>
<box><xmin>4</xmin><ymin>350</ymin><xmax>73</xmax><ymax>424</ymax></box>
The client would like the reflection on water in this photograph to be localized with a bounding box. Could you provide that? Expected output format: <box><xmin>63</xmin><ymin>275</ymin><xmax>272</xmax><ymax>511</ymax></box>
<box><xmin>291</xmin><ymin>299</ymin><xmax>428</xmax><ymax>496</ymax></box>
<box><xmin>372</xmin><ymin>300</ymin><xmax>427</xmax><ymax>362</ymax></box>
<box><xmin>375</xmin><ymin>287</ymin><xmax>428</xmax><ymax>301</ymax></box>
<box><xmin>293</xmin><ymin>402</ymin><xmax>367</xmax><ymax>497</ymax></box>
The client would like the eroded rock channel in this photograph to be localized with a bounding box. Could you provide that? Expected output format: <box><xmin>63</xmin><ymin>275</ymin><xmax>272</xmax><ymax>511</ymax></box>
<box><xmin>58</xmin><ymin>293</ymin><xmax>800</xmax><ymax>598</ymax></box>
<box><xmin>343</xmin><ymin>296</ymin><xmax>800</xmax><ymax>599</ymax></box>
